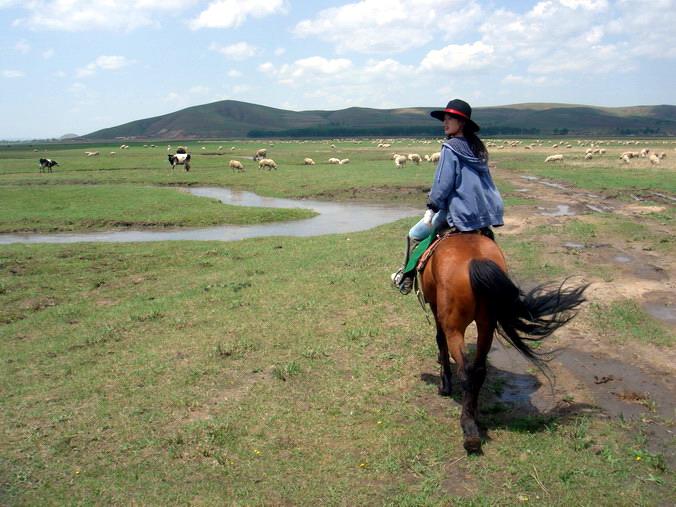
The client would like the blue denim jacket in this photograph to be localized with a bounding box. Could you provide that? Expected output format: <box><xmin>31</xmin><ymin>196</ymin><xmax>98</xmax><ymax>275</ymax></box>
<box><xmin>427</xmin><ymin>138</ymin><xmax>504</xmax><ymax>232</ymax></box>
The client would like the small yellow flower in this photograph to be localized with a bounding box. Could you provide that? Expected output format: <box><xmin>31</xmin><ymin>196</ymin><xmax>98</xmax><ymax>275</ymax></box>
<box><xmin>636</xmin><ymin>456</ymin><xmax>641</xmax><ymax>461</ymax></box>
<box><xmin>360</xmin><ymin>463</ymin><xmax>366</xmax><ymax>467</ymax></box>
<box><xmin>377</xmin><ymin>421</ymin><xmax>382</xmax><ymax>424</ymax></box>
<box><xmin>254</xmin><ymin>449</ymin><xmax>261</xmax><ymax>455</ymax></box>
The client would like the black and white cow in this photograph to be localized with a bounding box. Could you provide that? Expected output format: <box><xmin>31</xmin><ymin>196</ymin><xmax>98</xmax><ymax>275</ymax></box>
<box><xmin>167</xmin><ymin>153</ymin><xmax>191</xmax><ymax>171</ymax></box>
<box><xmin>39</xmin><ymin>158</ymin><xmax>59</xmax><ymax>173</ymax></box>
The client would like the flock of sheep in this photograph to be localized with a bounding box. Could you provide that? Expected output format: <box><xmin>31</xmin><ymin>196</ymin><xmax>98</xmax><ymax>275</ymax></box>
<box><xmin>34</xmin><ymin>137</ymin><xmax>674</xmax><ymax>174</ymax></box>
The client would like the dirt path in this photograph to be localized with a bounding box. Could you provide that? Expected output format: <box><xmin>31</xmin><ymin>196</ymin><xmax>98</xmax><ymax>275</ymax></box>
<box><xmin>481</xmin><ymin>168</ymin><xmax>675</xmax><ymax>463</ymax></box>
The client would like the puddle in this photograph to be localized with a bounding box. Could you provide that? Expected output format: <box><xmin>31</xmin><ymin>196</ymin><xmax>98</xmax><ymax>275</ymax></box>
<box><xmin>563</xmin><ymin>242</ymin><xmax>585</xmax><ymax>249</ymax></box>
<box><xmin>540</xmin><ymin>181</ymin><xmax>567</xmax><ymax>190</ymax></box>
<box><xmin>650</xmin><ymin>191</ymin><xmax>676</xmax><ymax>202</ymax></box>
<box><xmin>514</xmin><ymin>189</ymin><xmax>531</xmax><ymax>192</ymax></box>
<box><xmin>643</xmin><ymin>302</ymin><xmax>676</xmax><ymax>325</ymax></box>
<box><xmin>555</xmin><ymin>347</ymin><xmax>675</xmax><ymax>465</ymax></box>
<box><xmin>642</xmin><ymin>291</ymin><xmax>676</xmax><ymax>325</ymax></box>
<box><xmin>519</xmin><ymin>175</ymin><xmax>539</xmax><ymax>181</ymax></box>
<box><xmin>613</xmin><ymin>255</ymin><xmax>634</xmax><ymax>263</ymax></box>
<box><xmin>586</xmin><ymin>204</ymin><xmax>612</xmax><ymax>213</ymax></box>
<box><xmin>539</xmin><ymin>204</ymin><xmax>576</xmax><ymax>217</ymax></box>
<box><xmin>0</xmin><ymin>187</ymin><xmax>419</xmax><ymax>244</ymax></box>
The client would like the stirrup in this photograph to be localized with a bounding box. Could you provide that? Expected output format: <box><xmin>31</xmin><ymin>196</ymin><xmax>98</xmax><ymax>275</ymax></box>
<box><xmin>391</xmin><ymin>268</ymin><xmax>403</xmax><ymax>286</ymax></box>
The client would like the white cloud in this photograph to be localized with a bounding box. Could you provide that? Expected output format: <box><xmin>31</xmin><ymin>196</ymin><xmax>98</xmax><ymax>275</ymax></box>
<box><xmin>11</xmin><ymin>0</ymin><xmax>197</xmax><ymax>32</ymax></box>
<box><xmin>67</xmin><ymin>82</ymin><xmax>87</xmax><ymax>93</ymax></box>
<box><xmin>188</xmin><ymin>85</ymin><xmax>210</xmax><ymax>94</ymax></box>
<box><xmin>190</xmin><ymin>0</ymin><xmax>289</xmax><ymax>30</ymax></box>
<box><xmin>268</xmin><ymin>56</ymin><xmax>353</xmax><ymax>84</ymax></box>
<box><xmin>210</xmin><ymin>42</ymin><xmax>259</xmax><ymax>60</ymax></box>
<box><xmin>43</xmin><ymin>48</ymin><xmax>55</xmax><ymax>59</ymax></box>
<box><xmin>420</xmin><ymin>41</ymin><xmax>496</xmax><ymax>72</ymax></box>
<box><xmin>227</xmin><ymin>70</ymin><xmax>243</xmax><ymax>77</ymax></box>
<box><xmin>75</xmin><ymin>55</ymin><xmax>135</xmax><ymax>78</ymax></box>
<box><xmin>560</xmin><ymin>0</ymin><xmax>608</xmax><ymax>10</ymax></box>
<box><xmin>1</xmin><ymin>70</ymin><xmax>24</xmax><ymax>78</ymax></box>
<box><xmin>292</xmin><ymin>0</ymin><xmax>478</xmax><ymax>54</ymax></box>
<box><xmin>501</xmin><ymin>74</ymin><xmax>565</xmax><ymax>86</ymax></box>
<box><xmin>15</xmin><ymin>40</ymin><xmax>30</xmax><ymax>54</ymax></box>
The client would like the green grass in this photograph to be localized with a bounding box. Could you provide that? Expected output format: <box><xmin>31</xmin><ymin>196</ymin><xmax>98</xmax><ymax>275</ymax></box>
<box><xmin>590</xmin><ymin>299</ymin><xmax>673</xmax><ymax>346</ymax></box>
<box><xmin>0</xmin><ymin>225</ymin><xmax>672</xmax><ymax>505</ymax></box>
<box><xmin>0</xmin><ymin>185</ymin><xmax>316</xmax><ymax>232</ymax></box>
<box><xmin>1</xmin><ymin>139</ymin><xmax>674</xmax><ymax>504</ymax></box>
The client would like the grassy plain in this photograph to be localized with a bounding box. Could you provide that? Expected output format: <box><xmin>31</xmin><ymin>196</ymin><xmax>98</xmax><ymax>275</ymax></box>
<box><xmin>1</xmin><ymin>137</ymin><xmax>674</xmax><ymax>504</ymax></box>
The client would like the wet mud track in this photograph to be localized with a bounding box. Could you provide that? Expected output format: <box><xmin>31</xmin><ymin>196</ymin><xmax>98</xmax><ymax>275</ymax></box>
<box><xmin>474</xmin><ymin>170</ymin><xmax>675</xmax><ymax>464</ymax></box>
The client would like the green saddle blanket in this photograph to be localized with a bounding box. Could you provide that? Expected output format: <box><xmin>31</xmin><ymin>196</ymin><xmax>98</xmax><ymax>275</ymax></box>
<box><xmin>403</xmin><ymin>229</ymin><xmax>437</xmax><ymax>274</ymax></box>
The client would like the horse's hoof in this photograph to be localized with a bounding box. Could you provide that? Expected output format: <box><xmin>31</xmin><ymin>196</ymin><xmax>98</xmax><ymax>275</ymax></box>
<box><xmin>463</xmin><ymin>436</ymin><xmax>483</xmax><ymax>455</ymax></box>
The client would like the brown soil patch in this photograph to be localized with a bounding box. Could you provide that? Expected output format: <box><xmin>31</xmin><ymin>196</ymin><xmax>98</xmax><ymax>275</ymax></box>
<box><xmin>480</xmin><ymin>169</ymin><xmax>675</xmax><ymax>465</ymax></box>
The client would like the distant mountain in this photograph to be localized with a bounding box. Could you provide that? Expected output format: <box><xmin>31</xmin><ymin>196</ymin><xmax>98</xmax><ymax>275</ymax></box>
<box><xmin>60</xmin><ymin>133</ymin><xmax>79</xmax><ymax>140</ymax></box>
<box><xmin>81</xmin><ymin>100</ymin><xmax>676</xmax><ymax>140</ymax></box>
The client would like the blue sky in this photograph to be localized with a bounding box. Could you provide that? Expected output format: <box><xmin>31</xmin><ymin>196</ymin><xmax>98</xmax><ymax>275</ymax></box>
<box><xmin>1</xmin><ymin>0</ymin><xmax>674</xmax><ymax>139</ymax></box>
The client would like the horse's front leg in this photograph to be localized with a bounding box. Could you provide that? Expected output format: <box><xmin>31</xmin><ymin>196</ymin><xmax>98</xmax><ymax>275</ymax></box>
<box><xmin>435</xmin><ymin>317</ymin><xmax>452</xmax><ymax>396</ymax></box>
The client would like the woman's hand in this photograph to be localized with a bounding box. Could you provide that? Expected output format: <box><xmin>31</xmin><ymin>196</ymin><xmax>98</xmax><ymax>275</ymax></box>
<box><xmin>423</xmin><ymin>208</ymin><xmax>435</xmax><ymax>226</ymax></box>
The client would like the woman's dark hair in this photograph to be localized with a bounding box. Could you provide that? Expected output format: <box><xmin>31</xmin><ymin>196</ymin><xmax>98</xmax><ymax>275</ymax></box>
<box><xmin>465</xmin><ymin>130</ymin><xmax>488</xmax><ymax>161</ymax></box>
<box><xmin>448</xmin><ymin>128</ymin><xmax>488</xmax><ymax>160</ymax></box>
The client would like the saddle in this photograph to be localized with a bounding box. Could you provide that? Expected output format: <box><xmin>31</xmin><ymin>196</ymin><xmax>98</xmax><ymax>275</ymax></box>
<box><xmin>404</xmin><ymin>226</ymin><xmax>495</xmax><ymax>276</ymax></box>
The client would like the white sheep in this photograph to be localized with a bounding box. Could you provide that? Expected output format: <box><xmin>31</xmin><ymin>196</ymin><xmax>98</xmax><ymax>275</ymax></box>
<box><xmin>328</xmin><ymin>158</ymin><xmax>341</xmax><ymax>164</ymax></box>
<box><xmin>303</xmin><ymin>158</ymin><xmax>315</xmax><ymax>165</ymax></box>
<box><xmin>254</xmin><ymin>148</ymin><xmax>267</xmax><ymax>161</ymax></box>
<box><xmin>408</xmin><ymin>153</ymin><xmax>421</xmax><ymax>165</ymax></box>
<box><xmin>229</xmin><ymin>160</ymin><xmax>244</xmax><ymax>172</ymax></box>
<box><xmin>394</xmin><ymin>155</ymin><xmax>407</xmax><ymax>168</ymax></box>
<box><xmin>585</xmin><ymin>153</ymin><xmax>593</xmax><ymax>160</ymax></box>
<box><xmin>620</xmin><ymin>154</ymin><xmax>631</xmax><ymax>164</ymax></box>
<box><xmin>258</xmin><ymin>158</ymin><xmax>277</xmax><ymax>170</ymax></box>
<box><xmin>339</xmin><ymin>158</ymin><xmax>350</xmax><ymax>165</ymax></box>
<box><xmin>640</xmin><ymin>148</ymin><xmax>650</xmax><ymax>158</ymax></box>
<box><xmin>545</xmin><ymin>154</ymin><xmax>563</xmax><ymax>162</ymax></box>
<box><xmin>429</xmin><ymin>152</ymin><xmax>441</xmax><ymax>163</ymax></box>
<box><xmin>85</xmin><ymin>151</ymin><xmax>100</xmax><ymax>157</ymax></box>
<box><xmin>649</xmin><ymin>154</ymin><xmax>660</xmax><ymax>165</ymax></box>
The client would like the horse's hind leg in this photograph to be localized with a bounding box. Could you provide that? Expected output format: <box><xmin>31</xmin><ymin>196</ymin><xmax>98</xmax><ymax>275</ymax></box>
<box><xmin>460</xmin><ymin>319</ymin><xmax>495</xmax><ymax>454</ymax></box>
<box><xmin>435</xmin><ymin>317</ymin><xmax>452</xmax><ymax>396</ymax></box>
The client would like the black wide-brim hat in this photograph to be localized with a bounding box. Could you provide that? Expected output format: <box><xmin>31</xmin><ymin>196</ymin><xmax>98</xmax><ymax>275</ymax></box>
<box><xmin>430</xmin><ymin>98</ymin><xmax>480</xmax><ymax>132</ymax></box>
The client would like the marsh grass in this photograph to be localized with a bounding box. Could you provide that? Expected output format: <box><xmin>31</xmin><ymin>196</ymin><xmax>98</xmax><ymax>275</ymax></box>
<box><xmin>0</xmin><ymin>223</ymin><xmax>672</xmax><ymax>504</ymax></box>
<box><xmin>0</xmin><ymin>185</ymin><xmax>316</xmax><ymax>233</ymax></box>
<box><xmin>1</xmin><ymin>139</ymin><xmax>674</xmax><ymax>504</ymax></box>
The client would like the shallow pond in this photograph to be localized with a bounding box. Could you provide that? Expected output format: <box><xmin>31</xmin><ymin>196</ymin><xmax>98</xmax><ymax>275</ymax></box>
<box><xmin>0</xmin><ymin>187</ymin><xmax>419</xmax><ymax>244</ymax></box>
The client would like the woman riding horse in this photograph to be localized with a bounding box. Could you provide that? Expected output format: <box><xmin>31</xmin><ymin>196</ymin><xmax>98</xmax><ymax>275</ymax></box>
<box><xmin>391</xmin><ymin>98</ymin><xmax>503</xmax><ymax>294</ymax></box>
<box><xmin>393</xmin><ymin>99</ymin><xmax>588</xmax><ymax>455</ymax></box>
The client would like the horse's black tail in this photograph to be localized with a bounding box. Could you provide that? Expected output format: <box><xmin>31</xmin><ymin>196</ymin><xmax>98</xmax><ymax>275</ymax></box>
<box><xmin>469</xmin><ymin>259</ymin><xmax>588</xmax><ymax>368</ymax></box>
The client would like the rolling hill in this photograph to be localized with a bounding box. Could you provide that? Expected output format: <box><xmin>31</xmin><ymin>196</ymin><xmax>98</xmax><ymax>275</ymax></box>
<box><xmin>81</xmin><ymin>100</ymin><xmax>676</xmax><ymax>140</ymax></box>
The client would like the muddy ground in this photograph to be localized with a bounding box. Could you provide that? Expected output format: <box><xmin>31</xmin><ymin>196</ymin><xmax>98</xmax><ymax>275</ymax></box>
<box><xmin>419</xmin><ymin>168</ymin><xmax>675</xmax><ymax>466</ymax></box>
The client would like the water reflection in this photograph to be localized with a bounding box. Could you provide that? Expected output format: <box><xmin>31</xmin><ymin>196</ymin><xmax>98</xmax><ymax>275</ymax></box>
<box><xmin>0</xmin><ymin>187</ymin><xmax>419</xmax><ymax>244</ymax></box>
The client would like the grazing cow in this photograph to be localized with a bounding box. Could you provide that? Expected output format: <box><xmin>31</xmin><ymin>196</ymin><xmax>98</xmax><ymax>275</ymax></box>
<box><xmin>168</xmin><ymin>153</ymin><xmax>191</xmax><ymax>171</ymax></box>
<box><xmin>39</xmin><ymin>158</ymin><xmax>59</xmax><ymax>173</ymax></box>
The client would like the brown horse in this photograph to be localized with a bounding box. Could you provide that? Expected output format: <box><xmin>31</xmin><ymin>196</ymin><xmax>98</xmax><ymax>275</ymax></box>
<box><xmin>419</xmin><ymin>232</ymin><xmax>588</xmax><ymax>455</ymax></box>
